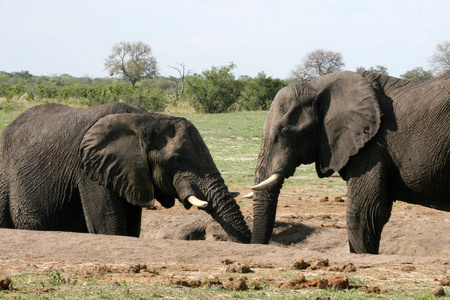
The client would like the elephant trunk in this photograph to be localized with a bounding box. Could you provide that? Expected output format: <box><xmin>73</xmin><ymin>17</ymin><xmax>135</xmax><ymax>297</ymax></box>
<box><xmin>251</xmin><ymin>161</ymin><xmax>284</xmax><ymax>244</ymax></box>
<box><xmin>203</xmin><ymin>176</ymin><xmax>251</xmax><ymax>243</ymax></box>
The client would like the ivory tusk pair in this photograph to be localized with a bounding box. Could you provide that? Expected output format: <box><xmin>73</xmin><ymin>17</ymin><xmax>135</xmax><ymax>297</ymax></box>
<box><xmin>187</xmin><ymin>196</ymin><xmax>208</xmax><ymax>208</ymax></box>
<box><xmin>243</xmin><ymin>173</ymin><xmax>284</xmax><ymax>199</ymax></box>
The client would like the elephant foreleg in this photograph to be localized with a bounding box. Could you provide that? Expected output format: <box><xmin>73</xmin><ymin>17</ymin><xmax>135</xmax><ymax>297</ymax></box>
<box><xmin>345</xmin><ymin>162</ymin><xmax>393</xmax><ymax>254</ymax></box>
<box><xmin>125</xmin><ymin>202</ymin><xmax>142</xmax><ymax>237</ymax></box>
<box><xmin>78</xmin><ymin>178</ymin><xmax>139</xmax><ymax>236</ymax></box>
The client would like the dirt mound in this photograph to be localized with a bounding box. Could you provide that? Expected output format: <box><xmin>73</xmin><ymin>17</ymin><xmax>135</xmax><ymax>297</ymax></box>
<box><xmin>0</xmin><ymin>197</ymin><xmax>448</xmax><ymax>297</ymax></box>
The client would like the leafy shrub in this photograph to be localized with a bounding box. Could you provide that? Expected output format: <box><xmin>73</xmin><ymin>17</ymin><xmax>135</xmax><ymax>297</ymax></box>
<box><xmin>236</xmin><ymin>73</ymin><xmax>287</xmax><ymax>111</ymax></box>
<box><xmin>186</xmin><ymin>63</ymin><xmax>243</xmax><ymax>113</ymax></box>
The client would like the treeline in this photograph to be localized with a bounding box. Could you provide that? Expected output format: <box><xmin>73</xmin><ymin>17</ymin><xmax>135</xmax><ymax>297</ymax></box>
<box><xmin>0</xmin><ymin>66</ymin><xmax>288</xmax><ymax>113</ymax></box>
<box><xmin>0</xmin><ymin>71</ymin><xmax>176</xmax><ymax>112</ymax></box>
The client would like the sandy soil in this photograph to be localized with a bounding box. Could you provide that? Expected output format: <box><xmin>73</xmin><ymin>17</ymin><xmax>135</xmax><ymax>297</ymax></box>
<box><xmin>0</xmin><ymin>187</ymin><xmax>449</xmax><ymax>296</ymax></box>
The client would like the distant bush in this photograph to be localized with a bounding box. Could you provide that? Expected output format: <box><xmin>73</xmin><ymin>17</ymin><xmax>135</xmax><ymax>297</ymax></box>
<box><xmin>236</xmin><ymin>73</ymin><xmax>287</xmax><ymax>111</ymax></box>
<box><xmin>0</xmin><ymin>72</ymin><xmax>175</xmax><ymax>111</ymax></box>
<box><xmin>186</xmin><ymin>63</ymin><xmax>243</xmax><ymax>113</ymax></box>
<box><xmin>0</xmin><ymin>70</ymin><xmax>290</xmax><ymax>113</ymax></box>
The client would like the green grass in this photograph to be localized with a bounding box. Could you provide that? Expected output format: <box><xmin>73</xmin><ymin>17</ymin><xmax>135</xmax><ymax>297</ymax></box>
<box><xmin>182</xmin><ymin>111</ymin><xmax>266</xmax><ymax>187</ymax></box>
<box><xmin>0</xmin><ymin>113</ymin><xmax>18</xmax><ymax>132</ymax></box>
<box><xmin>0</xmin><ymin>270</ymin><xmax>440</xmax><ymax>299</ymax></box>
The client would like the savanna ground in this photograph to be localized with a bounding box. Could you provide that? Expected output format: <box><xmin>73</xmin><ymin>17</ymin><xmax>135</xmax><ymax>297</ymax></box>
<box><xmin>0</xmin><ymin>100</ymin><xmax>448</xmax><ymax>299</ymax></box>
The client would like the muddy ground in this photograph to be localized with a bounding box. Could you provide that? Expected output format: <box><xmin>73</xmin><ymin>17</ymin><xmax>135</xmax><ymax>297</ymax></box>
<box><xmin>0</xmin><ymin>186</ymin><xmax>449</xmax><ymax>297</ymax></box>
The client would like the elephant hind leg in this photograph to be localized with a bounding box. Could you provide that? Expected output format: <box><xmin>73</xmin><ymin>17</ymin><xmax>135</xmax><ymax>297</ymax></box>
<box><xmin>346</xmin><ymin>162</ymin><xmax>393</xmax><ymax>254</ymax></box>
<box><xmin>0</xmin><ymin>197</ymin><xmax>13</xmax><ymax>228</ymax></box>
<box><xmin>0</xmin><ymin>177</ymin><xmax>12</xmax><ymax>228</ymax></box>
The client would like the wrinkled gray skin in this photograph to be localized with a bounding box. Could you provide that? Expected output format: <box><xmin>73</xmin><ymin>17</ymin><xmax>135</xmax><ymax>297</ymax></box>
<box><xmin>252</xmin><ymin>70</ymin><xmax>450</xmax><ymax>253</ymax></box>
<box><xmin>0</xmin><ymin>103</ymin><xmax>251</xmax><ymax>243</ymax></box>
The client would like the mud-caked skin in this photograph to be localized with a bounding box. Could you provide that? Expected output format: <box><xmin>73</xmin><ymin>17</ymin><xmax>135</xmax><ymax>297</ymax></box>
<box><xmin>0</xmin><ymin>103</ymin><xmax>251</xmax><ymax>243</ymax></box>
<box><xmin>252</xmin><ymin>70</ymin><xmax>450</xmax><ymax>253</ymax></box>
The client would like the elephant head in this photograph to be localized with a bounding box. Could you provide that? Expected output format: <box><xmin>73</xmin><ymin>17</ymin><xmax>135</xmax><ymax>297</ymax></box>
<box><xmin>80</xmin><ymin>112</ymin><xmax>251</xmax><ymax>243</ymax></box>
<box><xmin>251</xmin><ymin>71</ymin><xmax>380</xmax><ymax>244</ymax></box>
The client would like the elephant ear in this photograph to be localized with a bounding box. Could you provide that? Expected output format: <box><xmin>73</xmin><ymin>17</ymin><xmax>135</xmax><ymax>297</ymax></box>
<box><xmin>80</xmin><ymin>113</ymin><xmax>154</xmax><ymax>207</ymax></box>
<box><xmin>312</xmin><ymin>71</ymin><xmax>381</xmax><ymax>177</ymax></box>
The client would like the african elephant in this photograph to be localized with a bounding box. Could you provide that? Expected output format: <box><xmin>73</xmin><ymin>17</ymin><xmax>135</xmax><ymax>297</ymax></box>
<box><xmin>0</xmin><ymin>103</ymin><xmax>251</xmax><ymax>243</ymax></box>
<box><xmin>249</xmin><ymin>70</ymin><xmax>450</xmax><ymax>253</ymax></box>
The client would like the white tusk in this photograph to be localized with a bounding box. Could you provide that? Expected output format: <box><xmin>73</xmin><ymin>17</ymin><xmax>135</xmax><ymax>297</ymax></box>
<box><xmin>188</xmin><ymin>196</ymin><xmax>208</xmax><ymax>208</ymax></box>
<box><xmin>252</xmin><ymin>173</ymin><xmax>283</xmax><ymax>191</ymax></box>
<box><xmin>243</xmin><ymin>192</ymin><xmax>254</xmax><ymax>198</ymax></box>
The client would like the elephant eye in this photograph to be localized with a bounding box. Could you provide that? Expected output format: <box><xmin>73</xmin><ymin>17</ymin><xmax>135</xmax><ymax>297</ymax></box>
<box><xmin>280</xmin><ymin>127</ymin><xmax>291</xmax><ymax>137</ymax></box>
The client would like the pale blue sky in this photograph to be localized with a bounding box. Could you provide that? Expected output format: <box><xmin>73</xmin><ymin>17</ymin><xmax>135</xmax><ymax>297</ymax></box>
<box><xmin>1</xmin><ymin>0</ymin><xmax>449</xmax><ymax>79</ymax></box>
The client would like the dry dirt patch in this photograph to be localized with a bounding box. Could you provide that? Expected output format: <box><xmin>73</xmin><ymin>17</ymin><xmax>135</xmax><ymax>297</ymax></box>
<box><xmin>0</xmin><ymin>191</ymin><xmax>448</xmax><ymax>297</ymax></box>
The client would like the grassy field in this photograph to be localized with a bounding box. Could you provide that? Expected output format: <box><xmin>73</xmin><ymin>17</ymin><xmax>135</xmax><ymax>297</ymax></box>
<box><xmin>5</xmin><ymin>269</ymin><xmax>439</xmax><ymax>300</ymax></box>
<box><xmin>181</xmin><ymin>111</ymin><xmax>346</xmax><ymax>196</ymax></box>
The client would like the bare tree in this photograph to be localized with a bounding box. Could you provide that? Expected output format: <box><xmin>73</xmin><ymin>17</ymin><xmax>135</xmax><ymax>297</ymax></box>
<box><xmin>429</xmin><ymin>41</ymin><xmax>450</xmax><ymax>76</ymax></box>
<box><xmin>104</xmin><ymin>41</ymin><xmax>158</xmax><ymax>86</ymax></box>
<box><xmin>169</xmin><ymin>62</ymin><xmax>191</xmax><ymax>94</ymax></box>
<box><xmin>291</xmin><ymin>49</ymin><xmax>345</xmax><ymax>81</ymax></box>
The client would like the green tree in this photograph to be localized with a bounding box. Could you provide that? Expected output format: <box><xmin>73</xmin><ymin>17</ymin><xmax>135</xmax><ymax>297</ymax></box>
<box><xmin>237</xmin><ymin>72</ymin><xmax>287</xmax><ymax>111</ymax></box>
<box><xmin>356</xmin><ymin>65</ymin><xmax>389</xmax><ymax>75</ymax></box>
<box><xmin>400</xmin><ymin>67</ymin><xmax>434</xmax><ymax>81</ymax></box>
<box><xmin>186</xmin><ymin>62</ymin><xmax>243</xmax><ymax>113</ymax></box>
<box><xmin>104</xmin><ymin>41</ymin><xmax>158</xmax><ymax>86</ymax></box>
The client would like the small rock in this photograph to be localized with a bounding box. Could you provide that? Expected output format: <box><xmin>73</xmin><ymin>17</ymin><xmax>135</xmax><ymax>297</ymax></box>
<box><xmin>319</xmin><ymin>197</ymin><xmax>329</xmax><ymax>202</ymax></box>
<box><xmin>225</xmin><ymin>277</ymin><xmax>248</xmax><ymax>291</ymax></box>
<box><xmin>189</xmin><ymin>279</ymin><xmax>202</xmax><ymax>287</ymax></box>
<box><xmin>0</xmin><ymin>277</ymin><xmax>11</xmax><ymax>290</ymax></box>
<box><xmin>130</xmin><ymin>264</ymin><xmax>147</xmax><ymax>273</ymax></box>
<box><xmin>400</xmin><ymin>265</ymin><xmax>415</xmax><ymax>272</ymax></box>
<box><xmin>304</xmin><ymin>278</ymin><xmax>328</xmax><ymax>289</ymax></box>
<box><xmin>205</xmin><ymin>276</ymin><xmax>222</xmax><ymax>286</ymax></box>
<box><xmin>362</xmin><ymin>286</ymin><xmax>384</xmax><ymax>294</ymax></box>
<box><xmin>278</xmin><ymin>276</ymin><xmax>307</xmax><ymax>289</ymax></box>
<box><xmin>344</xmin><ymin>262</ymin><xmax>357</xmax><ymax>272</ymax></box>
<box><xmin>293</xmin><ymin>259</ymin><xmax>310</xmax><ymax>270</ymax></box>
<box><xmin>247</xmin><ymin>280</ymin><xmax>263</xmax><ymax>290</ymax></box>
<box><xmin>174</xmin><ymin>280</ymin><xmax>190</xmax><ymax>287</ymax></box>
<box><xmin>432</xmin><ymin>286</ymin><xmax>446</xmax><ymax>297</ymax></box>
<box><xmin>309</xmin><ymin>258</ymin><xmax>329</xmax><ymax>270</ymax></box>
<box><xmin>440</xmin><ymin>277</ymin><xmax>450</xmax><ymax>286</ymax></box>
<box><xmin>221</xmin><ymin>259</ymin><xmax>233</xmax><ymax>265</ymax></box>
<box><xmin>327</xmin><ymin>275</ymin><xmax>349</xmax><ymax>290</ymax></box>
<box><xmin>334</xmin><ymin>196</ymin><xmax>345</xmax><ymax>202</ymax></box>
<box><xmin>226</xmin><ymin>264</ymin><xmax>253</xmax><ymax>273</ymax></box>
